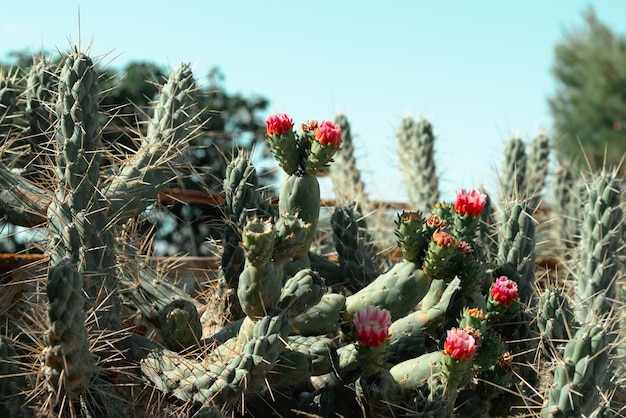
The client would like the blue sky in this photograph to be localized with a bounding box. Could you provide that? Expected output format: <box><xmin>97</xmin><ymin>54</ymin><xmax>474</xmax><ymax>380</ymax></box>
<box><xmin>1</xmin><ymin>1</ymin><xmax>625</xmax><ymax>203</ymax></box>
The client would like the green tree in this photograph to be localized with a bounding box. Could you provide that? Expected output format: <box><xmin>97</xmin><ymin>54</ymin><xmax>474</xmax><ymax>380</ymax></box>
<box><xmin>549</xmin><ymin>9</ymin><xmax>626</xmax><ymax>171</ymax></box>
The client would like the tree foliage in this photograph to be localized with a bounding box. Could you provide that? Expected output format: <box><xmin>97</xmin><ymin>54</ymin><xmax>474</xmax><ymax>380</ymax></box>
<box><xmin>549</xmin><ymin>9</ymin><xmax>626</xmax><ymax>171</ymax></box>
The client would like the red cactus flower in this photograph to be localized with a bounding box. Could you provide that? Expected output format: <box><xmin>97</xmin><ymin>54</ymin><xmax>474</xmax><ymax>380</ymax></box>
<box><xmin>490</xmin><ymin>276</ymin><xmax>518</xmax><ymax>306</ymax></box>
<box><xmin>353</xmin><ymin>305</ymin><xmax>391</xmax><ymax>347</ymax></box>
<box><xmin>266</xmin><ymin>113</ymin><xmax>294</xmax><ymax>136</ymax></box>
<box><xmin>444</xmin><ymin>327</ymin><xmax>476</xmax><ymax>361</ymax></box>
<box><xmin>454</xmin><ymin>188</ymin><xmax>487</xmax><ymax>217</ymax></box>
<box><xmin>314</xmin><ymin>120</ymin><xmax>342</xmax><ymax>147</ymax></box>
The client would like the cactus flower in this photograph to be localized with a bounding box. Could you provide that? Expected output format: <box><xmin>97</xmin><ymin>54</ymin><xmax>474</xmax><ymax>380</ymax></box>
<box><xmin>266</xmin><ymin>113</ymin><xmax>294</xmax><ymax>136</ymax></box>
<box><xmin>432</xmin><ymin>230</ymin><xmax>458</xmax><ymax>248</ymax></box>
<box><xmin>490</xmin><ymin>276</ymin><xmax>518</xmax><ymax>306</ymax></box>
<box><xmin>353</xmin><ymin>305</ymin><xmax>391</xmax><ymax>347</ymax></box>
<box><xmin>454</xmin><ymin>188</ymin><xmax>487</xmax><ymax>218</ymax></box>
<box><xmin>314</xmin><ymin>120</ymin><xmax>342</xmax><ymax>147</ymax></box>
<box><xmin>444</xmin><ymin>327</ymin><xmax>476</xmax><ymax>361</ymax></box>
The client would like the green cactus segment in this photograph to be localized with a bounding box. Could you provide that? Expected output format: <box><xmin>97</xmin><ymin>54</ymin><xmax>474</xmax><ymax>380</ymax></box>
<box><xmin>397</xmin><ymin>116</ymin><xmax>439</xmax><ymax>214</ymax></box>
<box><xmin>266</xmin><ymin>128</ymin><xmax>299</xmax><ymax>175</ymax></box>
<box><xmin>496</xmin><ymin>203</ymin><xmax>536</xmax><ymax>305</ymax></box>
<box><xmin>238</xmin><ymin>261</ymin><xmax>283</xmax><ymax>319</ymax></box>
<box><xmin>330</xmin><ymin>114</ymin><xmax>369</xmax><ymax>203</ymax></box>
<box><xmin>159</xmin><ymin>299</ymin><xmax>202</xmax><ymax>351</ymax></box>
<box><xmin>395</xmin><ymin>211</ymin><xmax>432</xmax><ymax>264</ymax></box>
<box><xmin>0</xmin><ymin>335</ymin><xmax>27</xmax><ymax>417</ymax></box>
<box><xmin>541</xmin><ymin>324</ymin><xmax>609</xmax><ymax>417</ymax></box>
<box><xmin>478</xmin><ymin>191</ymin><xmax>499</xmax><ymax>260</ymax></box>
<box><xmin>292</xmin><ymin>292</ymin><xmax>345</xmax><ymax>336</ymax></box>
<box><xmin>389</xmin><ymin>351</ymin><xmax>443</xmax><ymax>391</ymax></box>
<box><xmin>50</xmin><ymin>50</ymin><xmax>119</xmax><ymax>328</ymax></box>
<box><xmin>273</xmin><ymin>214</ymin><xmax>312</xmax><ymax>263</ymax></box>
<box><xmin>278</xmin><ymin>269</ymin><xmax>325</xmax><ymax>317</ymax></box>
<box><xmin>224</xmin><ymin>153</ymin><xmax>264</xmax><ymax>225</ymax></box>
<box><xmin>553</xmin><ymin>165</ymin><xmax>578</xmax><ymax>254</ymax></box>
<box><xmin>332</xmin><ymin>202</ymin><xmax>381</xmax><ymax>289</ymax></box>
<box><xmin>422</xmin><ymin>233</ymin><xmax>462</xmax><ymax>281</ymax></box>
<box><xmin>574</xmin><ymin>173</ymin><xmax>622</xmax><ymax>323</ymax></box>
<box><xmin>219</xmin><ymin>154</ymin><xmax>266</xmax><ymax>319</ymax></box>
<box><xmin>242</xmin><ymin>217</ymin><xmax>276</xmax><ymax>267</ymax></box>
<box><xmin>344</xmin><ymin>260</ymin><xmax>431</xmax><ymax>321</ymax></box>
<box><xmin>526</xmin><ymin>133</ymin><xmax>550</xmax><ymax>210</ymax></box>
<box><xmin>304</xmin><ymin>133</ymin><xmax>340</xmax><ymax>176</ymax></box>
<box><xmin>500</xmin><ymin>136</ymin><xmax>526</xmax><ymax>201</ymax></box>
<box><xmin>238</xmin><ymin>218</ymin><xmax>283</xmax><ymax>319</ymax></box>
<box><xmin>337</xmin><ymin>343</ymin><xmax>359</xmax><ymax>375</ymax></box>
<box><xmin>279</xmin><ymin>173</ymin><xmax>320</xmax><ymax>252</ymax></box>
<box><xmin>390</xmin><ymin>278</ymin><xmax>459</xmax><ymax>340</ymax></box>
<box><xmin>141</xmin><ymin>312</ymin><xmax>289</xmax><ymax>404</ymax></box>
<box><xmin>53</xmin><ymin>51</ymin><xmax>101</xmax><ymax>209</ymax></box>
<box><xmin>286</xmin><ymin>335</ymin><xmax>335</xmax><ymax>376</ymax></box>
<box><xmin>452</xmin><ymin>212</ymin><xmax>481</xmax><ymax>246</ymax></box>
<box><xmin>42</xmin><ymin>261</ymin><xmax>93</xmax><ymax>394</ymax></box>
<box><xmin>537</xmin><ymin>287</ymin><xmax>576</xmax><ymax>358</ymax></box>
<box><xmin>26</xmin><ymin>57</ymin><xmax>57</xmax><ymax>142</ymax></box>
<box><xmin>104</xmin><ymin>63</ymin><xmax>199</xmax><ymax>220</ymax></box>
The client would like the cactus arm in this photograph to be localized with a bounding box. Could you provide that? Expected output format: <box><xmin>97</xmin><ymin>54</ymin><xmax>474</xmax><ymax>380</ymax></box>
<box><xmin>344</xmin><ymin>260</ymin><xmax>431</xmax><ymax>321</ymax></box>
<box><xmin>0</xmin><ymin>162</ymin><xmax>50</xmax><ymax>226</ymax></box>
<box><xmin>103</xmin><ymin>64</ymin><xmax>199</xmax><ymax>221</ymax></box>
<box><xmin>574</xmin><ymin>173</ymin><xmax>622</xmax><ymax>323</ymax></box>
<box><xmin>397</xmin><ymin>116</ymin><xmax>439</xmax><ymax>214</ymax></box>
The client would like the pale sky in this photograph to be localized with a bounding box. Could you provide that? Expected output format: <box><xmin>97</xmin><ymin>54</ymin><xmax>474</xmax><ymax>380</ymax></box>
<box><xmin>2</xmin><ymin>1</ymin><xmax>625</xmax><ymax>203</ymax></box>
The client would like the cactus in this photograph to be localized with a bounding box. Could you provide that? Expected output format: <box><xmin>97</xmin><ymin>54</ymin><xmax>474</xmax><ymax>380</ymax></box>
<box><xmin>526</xmin><ymin>132</ymin><xmax>551</xmax><ymax>211</ymax></box>
<box><xmin>331</xmin><ymin>201</ymin><xmax>381</xmax><ymax>291</ymax></box>
<box><xmin>496</xmin><ymin>202</ymin><xmax>536</xmax><ymax>306</ymax></box>
<box><xmin>1</xmin><ymin>43</ymin><xmax>626</xmax><ymax>418</ymax></box>
<box><xmin>397</xmin><ymin>116</ymin><xmax>439</xmax><ymax>214</ymax></box>
<box><xmin>330</xmin><ymin>113</ymin><xmax>369</xmax><ymax>204</ymax></box>
<box><xmin>541</xmin><ymin>323</ymin><xmax>610</xmax><ymax>417</ymax></box>
<box><xmin>574</xmin><ymin>171</ymin><xmax>622</xmax><ymax>323</ymax></box>
<box><xmin>500</xmin><ymin>135</ymin><xmax>526</xmax><ymax>201</ymax></box>
<box><xmin>537</xmin><ymin>286</ymin><xmax>576</xmax><ymax>359</ymax></box>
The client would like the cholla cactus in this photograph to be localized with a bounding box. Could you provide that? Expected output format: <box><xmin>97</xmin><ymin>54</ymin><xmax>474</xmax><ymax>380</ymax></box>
<box><xmin>574</xmin><ymin>171</ymin><xmax>622</xmax><ymax>323</ymax></box>
<box><xmin>397</xmin><ymin>116</ymin><xmax>439</xmax><ymax>214</ymax></box>
<box><xmin>500</xmin><ymin>135</ymin><xmax>526</xmax><ymax>202</ymax></box>
<box><xmin>330</xmin><ymin>113</ymin><xmax>369</xmax><ymax>204</ymax></box>
<box><xmin>2</xmin><ymin>42</ymin><xmax>626</xmax><ymax>418</ymax></box>
<box><xmin>526</xmin><ymin>133</ymin><xmax>550</xmax><ymax>210</ymax></box>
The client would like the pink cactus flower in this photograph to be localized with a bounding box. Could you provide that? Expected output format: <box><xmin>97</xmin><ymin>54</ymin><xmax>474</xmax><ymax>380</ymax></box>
<box><xmin>314</xmin><ymin>120</ymin><xmax>342</xmax><ymax>147</ymax></box>
<box><xmin>266</xmin><ymin>113</ymin><xmax>294</xmax><ymax>136</ymax></box>
<box><xmin>490</xmin><ymin>276</ymin><xmax>519</xmax><ymax>306</ymax></box>
<box><xmin>353</xmin><ymin>305</ymin><xmax>391</xmax><ymax>347</ymax></box>
<box><xmin>454</xmin><ymin>188</ymin><xmax>487</xmax><ymax>218</ymax></box>
<box><xmin>444</xmin><ymin>327</ymin><xmax>476</xmax><ymax>361</ymax></box>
